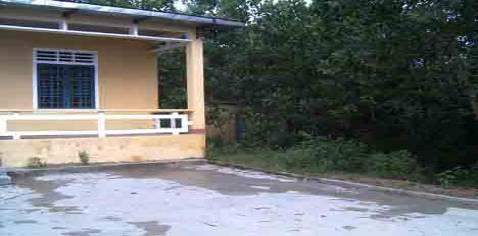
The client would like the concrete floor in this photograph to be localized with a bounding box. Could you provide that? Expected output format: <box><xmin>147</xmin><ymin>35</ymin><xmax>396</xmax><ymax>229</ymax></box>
<box><xmin>1</xmin><ymin>163</ymin><xmax>478</xmax><ymax>236</ymax></box>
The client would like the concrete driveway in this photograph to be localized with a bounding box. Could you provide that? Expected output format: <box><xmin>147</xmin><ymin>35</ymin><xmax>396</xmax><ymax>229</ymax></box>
<box><xmin>1</xmin><ymin>162</ymin><xmax>478</xmax><ymax>236</ymax></box>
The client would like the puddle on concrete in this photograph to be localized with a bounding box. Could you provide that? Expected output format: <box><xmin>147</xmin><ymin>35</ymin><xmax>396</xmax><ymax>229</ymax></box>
<box><xmin>108</xmin><ymin>162</ymin><xmax>478</xmax><ymax>217</ymax></box>
<box><xmin>13</xmin><ymin>177</ymin><xmax>81</xmax><ymax>214</ymax></box>
<box><xmin>61</xmin><ymin>228</ymin><xmax>102</xmax><ymax>236</ymax></box>
<box><xmin>128</xmin><ymin>221</ymin><xmax>171</xmax><ymax>236</ymax></box>
<box><xmin>102</xmin><ymin>216</ymin><xmax>122</xmax><ymax>222</ymax></box>
<box><xmin>13</xmin><ymin>220</ymin><xmax>37</xmax><ymax>224</ymax></box>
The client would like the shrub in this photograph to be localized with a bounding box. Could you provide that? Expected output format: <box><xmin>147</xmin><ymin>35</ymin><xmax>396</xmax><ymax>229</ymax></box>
<box><xmin>282</xmin><ymin>146</ymin><xmax>320</xmax><ymax>172</ymax></box>
<box><xmin>282</xmin><ymin>137</ymin><xmax>369</xmax><ymax>173</ymax></box>
<box><xmin>366</xmin><ymin>150</ymin><xmax>419</xmax><ymax>179</ymax></box>
<box><xmin>316</xmin><ymin>138</ymin><xmax>369</xmax><ymax>172</ymax></box>
<box><xmin>78</xmin><ymin>151</ymin><xmax>90</xmax><ymax>165</ymax></box>
<box><xmin>27</xmin><ymin>157</ymin><xmax>47</xmax><ymax>168</ymax></box>
<box><xmin>436</xmin><ymin>166</ymin><xmax>478</xmax><ymax>187</ymax></box>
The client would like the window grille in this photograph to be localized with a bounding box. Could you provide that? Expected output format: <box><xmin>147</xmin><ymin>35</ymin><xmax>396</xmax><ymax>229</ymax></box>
<box><xmin>35</xmin><ymin>49</ymin><xmax>96</xmax><ymax>65</ymax></box>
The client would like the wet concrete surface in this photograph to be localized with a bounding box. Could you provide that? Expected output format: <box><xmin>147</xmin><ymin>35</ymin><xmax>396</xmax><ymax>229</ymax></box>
<box><xmin>1</xmin><ymin>162</ymin><xmax>478</xmax><ymax>235</ymax></box>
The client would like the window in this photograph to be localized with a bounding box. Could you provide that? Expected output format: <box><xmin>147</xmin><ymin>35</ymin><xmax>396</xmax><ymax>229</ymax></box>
<box><xmin>34</xmin><ymin>49</ymin><xmax>97</xmax><ymax>109</ymax></box>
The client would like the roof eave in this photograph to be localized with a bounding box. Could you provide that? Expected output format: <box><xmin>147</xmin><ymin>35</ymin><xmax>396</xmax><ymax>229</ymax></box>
<box><xmin>0</xmin><ymin>0</ymin><xmax>245</xmax><ymax>27</ymax></box>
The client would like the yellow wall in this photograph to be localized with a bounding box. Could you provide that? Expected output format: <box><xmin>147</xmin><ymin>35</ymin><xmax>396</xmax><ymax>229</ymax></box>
<box><xmin>0</xmin><ymin>30</ymin><xmax>207</xmax><ymax>167</ymax></box>
<box><xmin>0</xmin><ymin>30</ymin><xmax>158</xmax><ymax>110</ymax></box>
<box><xmin>0</xmin><ymin>134</ymin><xmax>206</xmax><ymax>168</ymax></box>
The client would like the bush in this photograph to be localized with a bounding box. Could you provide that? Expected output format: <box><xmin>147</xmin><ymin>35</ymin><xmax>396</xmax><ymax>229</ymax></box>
<box><xmin>314</xmin><ymin>138</ymin><xmax>369</xmax><ymax>172</ymax></box>
<box><xmin>208</xmin><ymin>136</ymin><xmax>478</xmax><ymax>188</ymax></box>
<box><xmin>27</xmin><ymin>157</ymin><xmax>47</xmax><ymax>168</ymax></box>
<box><xmin>366</xmin><ymin>150</ymin><xmax>419</xmax><ymax>179</ymax></box>
<box><xmin>282</xmin><ymin>138</ymin><xmax>420</xmax><ymax>179</ymax></box>
<box><xmin>209</xmin><ymin>136</ymin><xmax>424</xmax><ymax>181</ymax></box>
<box><xmin>282</xmin><ymin>137</ymin><xmax>369</xmax><ymax>173</ymax></box>
<box><xmin>436</xmin><ymin>166</ymin><xmax>478</xmax><ymax>187</ymax></box>
<box><xmin>78</xmin><ymin>151</ymin><xmax>90</xmax><ymax>165</ymax></box>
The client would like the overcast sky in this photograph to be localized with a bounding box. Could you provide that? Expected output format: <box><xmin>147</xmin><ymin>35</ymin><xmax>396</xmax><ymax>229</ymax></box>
<box><xmin>174</xmin><ymin>1</ymin><xmax>187</xmax><ymax>12</ymax></box>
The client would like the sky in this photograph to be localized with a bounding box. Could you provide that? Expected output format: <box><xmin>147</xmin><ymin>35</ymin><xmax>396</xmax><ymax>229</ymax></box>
<box><xmin>174</xmin><ymin>1</ymin><xmax>187</xmax><ymax>12</ymax></box>
<box><xmin>172</xmin><ymin>0</ymin><xmax>313</xmax><ymax>13</ymax></box>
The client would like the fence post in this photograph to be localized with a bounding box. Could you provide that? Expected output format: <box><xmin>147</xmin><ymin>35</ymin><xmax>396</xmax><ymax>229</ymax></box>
<box><xmin>171</xmin><ymin>112</ymin><xmax>179</xmax><ymax>135</ymax></box>
<box><xmin>11</xmin><ymin>113</ymin><xmax>20</xmax><ymax>140</ymax></box>
<box><xmin>154</xmin><ymin>117</ymin><xmax>161</xmax><ymax>129</ymax></box>
<box><xmin>0</xmin><ymin>116</ymin><xmax>7</xmax><ymax>136</ymax></box>
<box><xmin>181</xmin><ymin>114</ymin><xmax>189</xmax><ymax>133</ymax></box>
<box><xmin>98</xmin><ymin>111</ymin><xmax>106</xmax><ymax>138</ymax></box>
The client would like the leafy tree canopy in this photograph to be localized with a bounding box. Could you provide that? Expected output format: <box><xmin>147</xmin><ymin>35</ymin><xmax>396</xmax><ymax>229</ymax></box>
<box><xmin>62</xmin><ymin>0</ymin><xmax>478</xmax><ymax>173</ymax></box>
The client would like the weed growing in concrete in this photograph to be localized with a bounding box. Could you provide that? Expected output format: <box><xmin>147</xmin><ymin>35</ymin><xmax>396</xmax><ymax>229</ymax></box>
<box><xmin>79</xmin><ymin>151</ymin><xmax>90</xmax><ymax>165</ymax></box>
<box><xmin>27</xmin><ymin>157</ymin><xmax>47</xmax><ymax>168</ymax></box>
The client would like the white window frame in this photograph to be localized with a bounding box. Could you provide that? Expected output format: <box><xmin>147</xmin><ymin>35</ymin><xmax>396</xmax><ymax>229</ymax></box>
<box><xmin>32</xmin><ymin>48</ymin><xmax>99</xmax><ymax>111</ymax></box>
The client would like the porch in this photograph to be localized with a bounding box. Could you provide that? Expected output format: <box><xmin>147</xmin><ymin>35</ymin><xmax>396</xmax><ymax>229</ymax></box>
<box><xmin>0</xmin><ymin>0</ymin><xmax>243</xmax><ymax>167</ymax></box>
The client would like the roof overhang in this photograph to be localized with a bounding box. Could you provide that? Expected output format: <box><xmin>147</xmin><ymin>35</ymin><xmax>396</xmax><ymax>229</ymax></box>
<box><xmin>0</xmin><ymin>0</ymin><xmax>245</xmax><ymax>27</ymax></box>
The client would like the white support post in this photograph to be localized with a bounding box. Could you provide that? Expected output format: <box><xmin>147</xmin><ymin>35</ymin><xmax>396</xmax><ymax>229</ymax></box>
<box><xmin>182</xmin><ymin>114</ymin><xmax>189</xmax><ymax>133</ymax></box>
<box><xmin>98</xmin><ymin>112</ymin><xmax>106</xmax><ymax>138</ymax></box>
<box><xmin>59</xmin><ymin>18</ymin><xmax>68</xmax><ymax>31</ymax></box>
<box><xmin>0</xmin><ymin>116</ymin><xmax>7</xmax><ymax>136</ymax></box>
<box><xmin>129</xmin><ymin>23</ymin><xmax>139</xmax><ymax>36</ymax></box>
<box><xmin>171</xmin><ymin>112</ymin><xmax>179</xmax><ymax>135</ymax></box>
<box><xmin>154</xmin><ymin>118</ymin><xmax>161</xmax><ymax>129</ymax></box>
<box><xmin>11</xmin><ymin>113</ymin><xmax>20</xmax><ymax>140</ymax></box>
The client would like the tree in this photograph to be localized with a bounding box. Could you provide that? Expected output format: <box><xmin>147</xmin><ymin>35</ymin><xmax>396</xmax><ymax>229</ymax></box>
<box><xmin>202</xmin><ymin>0</ymin><xmax>478</xmax><ymax>171</ymax></box>
<box><xmin>63</xmin><ymin>0</ymin><xmax>478</xmax><ymax>172</ymax></box>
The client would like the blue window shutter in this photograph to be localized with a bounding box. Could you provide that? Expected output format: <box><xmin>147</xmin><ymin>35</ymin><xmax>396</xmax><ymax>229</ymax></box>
<box><xmin>37</xmin><ymin>64</ymin><xmax>95</xmax><ymax>109</ymax></box>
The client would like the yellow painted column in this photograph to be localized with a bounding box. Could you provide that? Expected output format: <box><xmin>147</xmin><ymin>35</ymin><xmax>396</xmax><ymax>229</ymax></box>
<box><xmin>186</xmin><ymin>31</ymin><xmax>206</xmax><ymax>133</ymax></box>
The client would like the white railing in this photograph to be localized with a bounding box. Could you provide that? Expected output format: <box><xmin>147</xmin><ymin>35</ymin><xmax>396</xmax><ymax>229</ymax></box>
<box><xmin>0</xmin><ymin>110</ymin><xmax>190</xmax><ymax>140</ymax></box>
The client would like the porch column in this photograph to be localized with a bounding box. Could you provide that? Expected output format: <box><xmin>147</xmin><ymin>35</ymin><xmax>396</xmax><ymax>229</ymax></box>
<box><xmin>186</xmin><ymin>32</ymin><xmax>206</xmax><ymax>133</ymax></box>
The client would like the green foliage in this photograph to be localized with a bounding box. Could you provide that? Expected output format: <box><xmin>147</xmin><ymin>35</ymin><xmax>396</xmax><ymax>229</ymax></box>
<box><xmin>74</xmin><ymin>0</ymin><xmax>478</xmax><ymax>185</ymax></box>
<box><xmin>282</xmin><ymin>137</ymin><xmax>369</xmax><ymax>173</ymax></box>
<box><xmin>79</xmin><ymin>151</ymin><xmax>90</xmax><ymax>165</ymax></box>
<box><xmin>201</xmin><ymin>0</ymin><xmax>478</xmax><ymax>175</ymax></box>
<box><xmin>209</xmin><ymin>137</ymin><xmax>423</xmax><ymax>181</ymax></box>
<box><xmin>157</xmin><ymin>49</ymin><xmax>187</xmax><ymax>108</ymax></box>
<box><xmin>436</xmin><ymin>166</ymin><xmax>478</xmax><ymax>187</ymax></box>
<box><xmin>27</xmin><ymin>157</ymin><xmax>47</xmax><ymax>168</ymax></box>
<box><xmin>366</xmin><ymin>150</ymin><xmax>419</xmax><ymax>179</ymax></box>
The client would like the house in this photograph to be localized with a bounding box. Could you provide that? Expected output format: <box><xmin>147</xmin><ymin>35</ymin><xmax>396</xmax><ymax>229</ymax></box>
<box><xmin>0</xmin><ymin>0</ymin><xmax>243</xmax><ymax>167</ymax></box>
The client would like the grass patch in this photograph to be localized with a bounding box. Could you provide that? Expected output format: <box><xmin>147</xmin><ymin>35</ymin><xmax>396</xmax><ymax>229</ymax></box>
<box><xmin>208</xmin><ymin>137</ymin><xmax>477</xmax><ymax>189</ymax></box>
<box><xmin>78</xmin><ymin>151</ymin><xmax>90</xmax><ymax>165</ymax></box>
<box><xmin>26</xmin><ymin>157</ymin><xmax>47</xmax><ymax>168</ymax></box>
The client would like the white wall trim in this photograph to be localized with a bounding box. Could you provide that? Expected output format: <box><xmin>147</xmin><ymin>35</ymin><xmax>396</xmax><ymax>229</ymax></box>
<box><xmin>0</xmin><ymin>24</ymin><xmax>192</xmax><ymax>43</ymax></box>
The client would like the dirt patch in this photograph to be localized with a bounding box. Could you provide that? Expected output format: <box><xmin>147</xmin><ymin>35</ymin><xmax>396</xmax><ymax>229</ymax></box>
<box><xmin>130</xmin><ymin>155</ymin><xmax>144</xmax><ymax>162</ymax></box>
